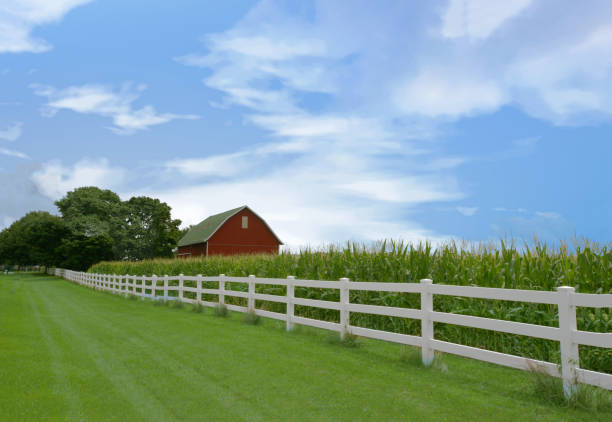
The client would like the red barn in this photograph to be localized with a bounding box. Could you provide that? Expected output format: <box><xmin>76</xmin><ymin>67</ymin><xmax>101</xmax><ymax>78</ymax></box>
<box><xmin>176</xmin><ymin>206</ymin><xmax>282</xmax><ymax>258</ymax></box>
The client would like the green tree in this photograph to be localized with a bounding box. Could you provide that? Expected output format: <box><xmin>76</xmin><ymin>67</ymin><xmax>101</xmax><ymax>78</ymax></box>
<box><xmin>58</xmin><ymin>234</ymin><xmax>114</xmax><ymax>271</ymax></box>
<box><xmin>0</xmin><ymin>211</ymin><xmax>68</xmax><ymax>267</ymax></box>
<box><xmin>0</xmin><ymin>187</ymin><xmax>184</xmax><ymax>270</ymax></box>
<box><xmin>55</xmin><ymin>187</ymin><xmax>127</xmax><ymax>259</ymax></box>
<box><xmin>124</xmin><ymin>196</ymin><xmax>182</xmax><ymax>260</ymax></box>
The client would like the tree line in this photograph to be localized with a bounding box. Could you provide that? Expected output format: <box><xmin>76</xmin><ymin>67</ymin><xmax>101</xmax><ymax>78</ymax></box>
<box><xmin>0</xmin><ymin>187</ymin><xmax>185</xmax><ymax>271</ymax></box>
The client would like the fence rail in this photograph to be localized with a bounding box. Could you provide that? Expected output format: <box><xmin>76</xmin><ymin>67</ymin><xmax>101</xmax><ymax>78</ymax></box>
<box><xmin>48</xmin><ymin>268</ymin><xmax>612</xmax><ymax>395</ymax></box>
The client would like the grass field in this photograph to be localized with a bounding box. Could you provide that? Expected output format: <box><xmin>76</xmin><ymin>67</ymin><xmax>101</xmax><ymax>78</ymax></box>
<box><xmin>1</xmin><ymin>273</ymin><xmax>609</xmax><ymax>421</ymax></box>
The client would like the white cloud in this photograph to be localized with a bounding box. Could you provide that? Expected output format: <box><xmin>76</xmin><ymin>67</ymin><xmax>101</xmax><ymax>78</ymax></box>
<box><xmin>0</xmin><ymin>147</ymin><xmax>28</xmax><ymax>159</ymax></box>
<box><xmin>0</xmin><ymin>0</ymin><xmax>91</xmax><ymax>53</ymax></box>
<box><xmin>0</xmin><ymin>163</ymin><xmax>56</xmax><ymax>226</ymax></box>
<box><xmin>394</xmin><ymin>71</ymin><xmax>506</xmax><ymax>118</ymax></box>
<box><xmin>31</xmin><ymin>158</ymin><xmax>126</xmax><ymax>200</ymax></box>
<box><xmin>31</xmin><ymin>83</ymin><xmax>199</xmax><ymax>134</ymax></box>
<box><xmin>210</xmin><ymin>35</ymin><xmax>327</xmax><ymax>61</ymax></box>
<box><xmin>166</xmin><ymin>1</ymin><xmax>478</xmax><ymax>247</ymax></box>
<box><xmin>441</xmin><ymin>0</ymin><xmax>532</xmax><ymax>40</ymax></box>
<box><xmin>457</xmin><ymin>206</ymin><xmax>478</xmax><ymax>216</ymax></box>
<box><xmin>0</xmin><ymin>122</ymin><xmax>22</xmax><ymax>141</ymax></box>
<box><xmin>535</xmin><ymin>211</ymin><xmax>562</xmax><ymax>220</ymax></box>
<box><xmin>138</xmin><ymin>171</ymin><xmax>451</xmax><ymax>249</ymax></box>
<box><xmin>164</xmin><ymin>1</ymin><xmax>612</xmax><ymax>245</ymax></box>
<box><xmin>166</xmin><ymin>152</ymin><xmax>251</xmax><ymax>177</ymax></box>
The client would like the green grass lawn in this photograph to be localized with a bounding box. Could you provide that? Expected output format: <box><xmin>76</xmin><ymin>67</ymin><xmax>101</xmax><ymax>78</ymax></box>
<box><xmin>0</xmin><ymin>273</ymin><xmax>608</xmax><ymax>421</ymax></box>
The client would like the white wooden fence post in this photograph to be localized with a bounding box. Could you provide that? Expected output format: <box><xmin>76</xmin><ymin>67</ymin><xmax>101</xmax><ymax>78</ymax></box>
<box><xmin>179</xmin><ymin>274</ymin><xmax>184</xmax><ymax>302</ymax></box>
<box><xmin>219</xmin><ymin>274</ymin><xmax>225</xmax><ymax>306</ymax></box>
<box><xmin>558</xmin><ymin>286</ymin><xmax>579</xmax><ymax>397</ymax></box>
<box><xmin>196</xmin><ymin>274</ymin><xmax>202</xmax><ymax>304</ymax></box>
<box><xmin>286</xmin><ymin>276</ymin><xmax>295</xmax><ymax>331</ymax></box>
<box><xmin>141</xmin><ymin>276</ymin><xmax>146</xmax><ymax>300</ymax></box>
<box><xmin>125</xmin><ymin>275</ymin><xmax>130</xmax><ymax>297</ymax></box>
<box><xmin>163</xmin><ymin>275</ymin><xmax>169</xmax><ymax>301</ymax></box>
<box><xmin>152</xmin><ymin>275</ymin><xmax>157</xmax><ymax>300</ymax></box>
<box><xmin>420</xmin><ymin>278</ymin><xmax>434</xmax><ymax>366</ymax></box>
<box><xmin>248</xmin><ymin>275</ymin><xmax>255</xmax><ymax>312</ymax></box>
<box><xmin>340</xmin><ymin>277</ymin><xmax>350</xmax><ymax>340</ymax></box>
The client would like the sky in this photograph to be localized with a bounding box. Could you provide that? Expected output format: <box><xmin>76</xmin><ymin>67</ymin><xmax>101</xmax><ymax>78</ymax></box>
<box><xmin>1</xmin><ymin>0</ymin><xmax>611</xmax><ymax>249</ymax></box>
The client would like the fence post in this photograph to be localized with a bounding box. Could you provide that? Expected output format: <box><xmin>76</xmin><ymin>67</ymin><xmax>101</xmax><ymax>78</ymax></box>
<box><xmin>141</xmin><ymin>276</ymin><xmax>146</xmax><ymax>300</ymax></box>
<box><xmin>179</xmin><ymin>274</ymin><xmax>184</xmax><ymax>302</ymax></box>
<box><xmin>163</xmin><ymin>275</ymin><xmax>169</xmax><ymax>301</ymax></box>
<box><xmin>219</xmin><ymin>274</ymin><xmax>225</xmax><ymax>306</ymax></box>
<box><xmin>152</xmin><ymin>275</ymin><xmax>157</xmax><ymax>300</ymax></box>
<box><xmin>124</xmin><ymin>275</ymin><xmax>129</xmax><ymax>297</ymax></box>
<box><xmin>196</xmin><ymin>274</ymin><xmax>202</xmax><ymax>304</ymax></box>
<box><xmin>286</xmin><ymin>276</ymin><xmax>295</xmax><ymax>331</ymax></box>
<box><xmin>248</xmin><ymin>275</ymin><xmax>255</xmax><ymax>312</ymax></box>
<box><xmin>420</xmin><ymin>278</ymin><xmax>434</xmax><ymax>366</ymax></box>
<box><xmin>558</xmin><ymin>286</ymin><xmax>578</xmax><ymax>397</ymax></box>
<box><xmin>340</xmin><ymin>277</ymin><xmax>350</xmax><ymax>340</ymax></box>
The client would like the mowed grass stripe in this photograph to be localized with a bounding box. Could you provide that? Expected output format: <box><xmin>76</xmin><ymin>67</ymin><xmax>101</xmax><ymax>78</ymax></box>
<box><xmin>28</xmin><ymin>282</ymin><xmax>177</xmax><ymax>421</ymax></box>
<box><xmin>1</xmin><ymin>273</ymin><xmax>609</xmax><ymax>421</ymax></box>
<box><xmin>28</xmin><ymin>280</ymin><xmax>255</xmax><ymax>421</ymax></box>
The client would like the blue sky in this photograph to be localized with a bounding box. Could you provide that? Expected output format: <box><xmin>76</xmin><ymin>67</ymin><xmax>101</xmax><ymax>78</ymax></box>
<box><xmin>1</xmin><ymin>0</ymin><xmax>611</xmax><ymax>248</ymax></box>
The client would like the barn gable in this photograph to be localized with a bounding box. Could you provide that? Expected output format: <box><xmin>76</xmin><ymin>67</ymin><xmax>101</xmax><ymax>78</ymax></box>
<box><xmin>177</xmin><ymin>206</ymin><xmax>282</xmax><ymax>248</ymax></box>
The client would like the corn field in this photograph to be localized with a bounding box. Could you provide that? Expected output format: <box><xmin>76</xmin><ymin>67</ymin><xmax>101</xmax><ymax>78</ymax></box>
<box><xmin>90</xmin><ymin>239</ymin><xmax>612</xmax><ymax>374</ymax></box>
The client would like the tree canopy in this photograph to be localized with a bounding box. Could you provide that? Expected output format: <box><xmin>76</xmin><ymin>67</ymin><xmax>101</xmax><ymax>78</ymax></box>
<box><xmin>0</xmin><ymin>187</ymin><xmax>183</xmax><ymax>270</ymax></box>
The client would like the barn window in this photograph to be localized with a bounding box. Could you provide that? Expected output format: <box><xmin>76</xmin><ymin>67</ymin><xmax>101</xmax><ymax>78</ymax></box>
<box><xmin>242</xmin><ymin>216</ymin><xmax>248</xmax><ymax>229</ymax></box>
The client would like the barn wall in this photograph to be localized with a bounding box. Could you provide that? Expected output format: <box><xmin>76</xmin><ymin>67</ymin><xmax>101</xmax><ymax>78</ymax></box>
<box><xmin>177</xmin><ymin>242</ymin><xmax>206</xmax><ymax>258</ymax></box>
<box><xmin>208</xmin><ymin>208</ymin><xmax>280</xmax><ymax>256</ymax></box>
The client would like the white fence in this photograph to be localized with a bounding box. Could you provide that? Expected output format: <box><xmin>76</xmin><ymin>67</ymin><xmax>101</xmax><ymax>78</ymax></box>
<box><xmin>50</xmin><ymin>268</ymin><xmax>612</xmax><ymax>395</ymax></box>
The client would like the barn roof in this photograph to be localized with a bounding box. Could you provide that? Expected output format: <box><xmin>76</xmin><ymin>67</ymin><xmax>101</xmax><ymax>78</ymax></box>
<box><xmin>177</xmin><ymin>205</ymin><xmax>283</xmax><ymax>247</ymax></box>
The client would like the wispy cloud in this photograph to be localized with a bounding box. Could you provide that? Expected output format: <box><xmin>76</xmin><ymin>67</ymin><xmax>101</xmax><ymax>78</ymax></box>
<box><xmin>493</xmin><ymin>210</ymin><xmax>572</xmax><ymax>241</ymax></box>
<box><xmin>457</xmin><ymin>206</ymin><xmax>478</xmax><ymax>216</ymax></box>
<box><xmin>441</xmin><ymin>0</ymin><xmax>532</xmax><ymax>40</ymax></box>
<box><xmin>167</xmin><ymin>2</ymin><xmax>474</xmax><ymax>246</ymax></box>
<box><xmin>0</xmin><ymin>0</ymin><xmax>92</xmax><ymax>54</ymax></box>
<box><xmin>31</xmin><ymin>83</ymin><xmax>199</xmax><ymax>134</ymax></box>
<box><xmin>0</xmin><ymin>147</ymin><xmax>29</xmax><ymax>159</ymax></box>
<box><xmin>0</xmin><ymin>122</ymin><xmax>22</xmax><ymax>141</ymax></box>
<box><xmin>535</xmin><ymin>211</ymin><xmax>562</xmax><ymax>220</ymax></box>
<box><xmin>31</xmin><ymin>158</ymin><xmax>126</xmax><ymax>199</ymax></box>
